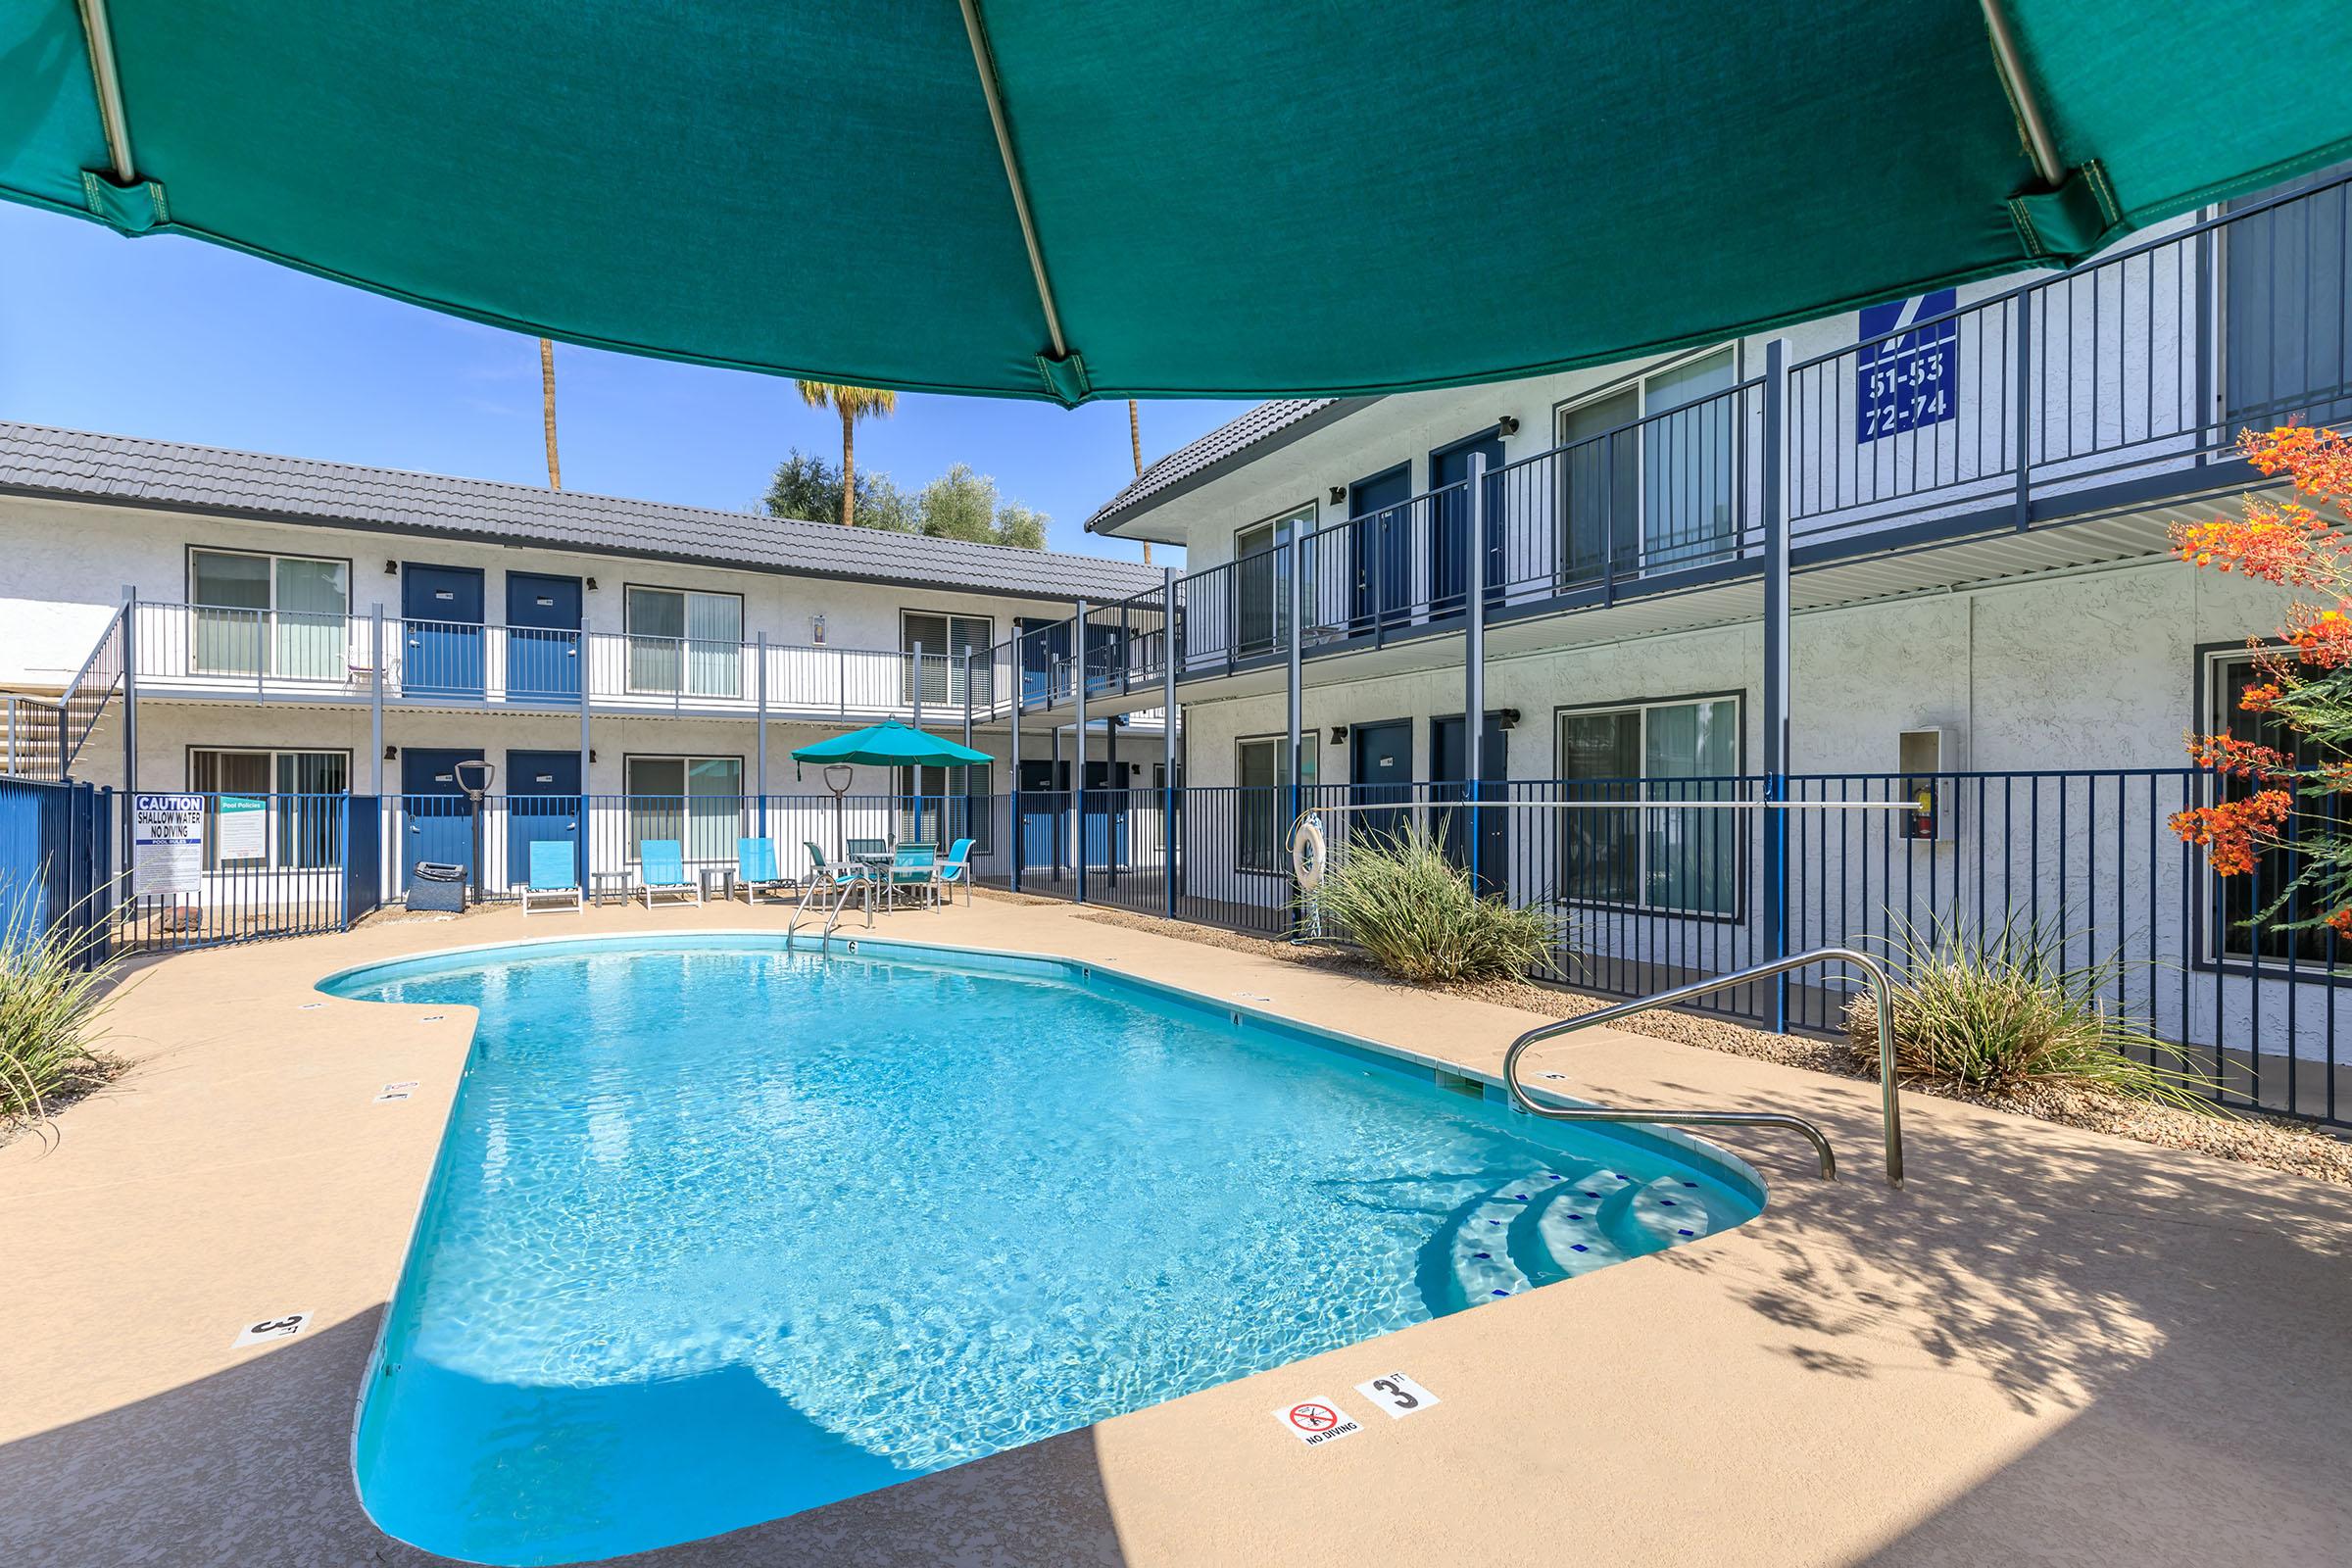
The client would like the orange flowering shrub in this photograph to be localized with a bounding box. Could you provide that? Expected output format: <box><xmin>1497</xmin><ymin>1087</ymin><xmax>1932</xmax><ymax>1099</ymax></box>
<box><xmin>2171</xmin><ymin>425</ymin><xmax>2352</xmax><ymax>931</ymax></box>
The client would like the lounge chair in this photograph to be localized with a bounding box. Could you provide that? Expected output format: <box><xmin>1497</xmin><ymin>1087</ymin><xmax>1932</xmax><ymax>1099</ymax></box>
<box><xmin>736</xmin><ymin>836</ymin><xmax>791</xmax><ymax>904</ymax></box>
<box><xmin>520</xmin><ymin>840</ymin><xmax>582</xmax><ymax>915</ymax></box>
<box><xmin>934</xmin><ymin>836</ymin><xmax>975</xmax><ymax>906</ymax></box>
<box><xmin>636</xmin><ymin>840</ymin><xmax>702</xmax><ymax>906</ymax></box>
<box><xmin>886</xmin><ymin>842</ymin><xmax>939</xmax><ymax>909</ymax></box>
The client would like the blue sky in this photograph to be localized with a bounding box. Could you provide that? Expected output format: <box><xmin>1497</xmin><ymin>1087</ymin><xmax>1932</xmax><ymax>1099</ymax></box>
<box><xmin>0</xmin><ymin>201</ymin><xmax>1247</xmax><ymax>562</ymax></box>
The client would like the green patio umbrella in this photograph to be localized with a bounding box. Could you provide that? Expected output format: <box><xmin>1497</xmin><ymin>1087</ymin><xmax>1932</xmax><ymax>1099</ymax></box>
<box><xmin>7</xmin><ymin>3</ymin><xmax>2349</xmax><ymax>404</ymax></box>
<box><xmin>790</xmin><ymin>720</ymin><xmax>992</xmax><ymax>778</ymax></box>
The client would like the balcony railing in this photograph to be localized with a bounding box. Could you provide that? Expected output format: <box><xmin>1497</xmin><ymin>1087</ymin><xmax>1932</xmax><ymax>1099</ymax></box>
<box><xmin>987</xmin><ymin>170</ymin><xmax>2352</xmax><ymax>714</ymax></box>
<box><xmin>122</xmin><ymin>603</ymin><xmax>1178</xmax><ymax>729</ymax></box>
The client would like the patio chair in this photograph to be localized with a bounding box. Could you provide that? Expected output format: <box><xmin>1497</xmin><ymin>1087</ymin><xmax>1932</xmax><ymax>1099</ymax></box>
<box><xmin>886</xmin><ymin>842</ymin><xmax>939</xmax><ymax>909</ymax></box>
<box><xmin>789</xmin><ymin>839</ymin><xmax>873</xmax><ymax>934</ymax></box>
<box><xmin>934</xmin><ymin>836</ymin><xmax>975</xmax><ymax>906</ymax></box>
<box><xmin>635</xmin><ymin>840</ymin><xmax>702</xmax><ymax>906</ymax></box>
<box><xmin>736</xmin><ymin>836</ymin><xmax>792</xmax><ymax>904</ymax></box>
<box><xmin>845</xmin><ymin>836</ymin><xmax>889</xmax><ymax>868</ymax></box>
<box><xmin>520</xmin><ymin>840</ymin><xmax>582</xmax><ymax>915</ymax></box>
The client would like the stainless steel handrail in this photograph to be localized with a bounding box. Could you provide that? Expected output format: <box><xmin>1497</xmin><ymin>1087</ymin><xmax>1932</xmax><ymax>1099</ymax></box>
<box><xmin>1501</xmin><ymin>946</ymin><xmax>1904</xmax><ymax>1187</ymax></box>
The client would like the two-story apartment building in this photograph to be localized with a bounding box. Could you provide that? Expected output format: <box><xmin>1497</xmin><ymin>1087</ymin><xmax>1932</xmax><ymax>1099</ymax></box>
<box><xmin>1045</xmin><ymin>166</ymin><xmax>2352</xmax><ymax>1126</ymax></box>
<box><xmin>0</xmin><ymin>421</ymin><xmax>1167</xmax><ymax>901</ymax></box>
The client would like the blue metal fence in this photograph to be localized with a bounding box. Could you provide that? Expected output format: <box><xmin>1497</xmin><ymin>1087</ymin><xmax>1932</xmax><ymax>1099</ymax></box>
<box><xmin>0</xmin><ymin>776</ymin><xmax>112</xmax><ymax>966</ymax></box>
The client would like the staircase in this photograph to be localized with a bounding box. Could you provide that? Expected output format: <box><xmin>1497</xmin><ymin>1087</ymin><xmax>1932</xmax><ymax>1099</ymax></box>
<box><xmin>1421</xmin><ymin>1157</ymin><xmax>1730</xmax><ymax>1314</ymax></box>
<box><xmin>1</xmin><ymin>606</ymin><xmax>125</xmax><ymax>783</ymax></box>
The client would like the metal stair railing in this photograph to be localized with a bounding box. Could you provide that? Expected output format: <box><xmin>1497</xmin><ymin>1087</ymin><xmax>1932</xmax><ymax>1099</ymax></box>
<box><xmin>1501</xmin><ymin>946</ymin><xmax>1903</xmax><ymax>1187</ymax></box>
<box><xmin>786</xmin><ymin>865</ymin><xmax>874</xmax><ymax>947</ymax></box>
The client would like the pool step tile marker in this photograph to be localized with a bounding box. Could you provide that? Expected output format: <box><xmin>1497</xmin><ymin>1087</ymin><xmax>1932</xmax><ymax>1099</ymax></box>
<box><xmin>1273</xmin><ymin>1397</ymin><xmax>1365</xmax><ymax>1446</ymax></box>
<box><xmin>1353</xmin><ymin>1371</ymin><xmax>1441</xmax><ymax>1420</ymax></box>
<box><xmin>232</xmin><ymin>1311</ymin><xmax>312</xmax><ymax>1348</ymax></box>
<box><xmin>374</xmin><ymin>1080</ymin><xmax>419</xmax><ymax>1103</ymax></box>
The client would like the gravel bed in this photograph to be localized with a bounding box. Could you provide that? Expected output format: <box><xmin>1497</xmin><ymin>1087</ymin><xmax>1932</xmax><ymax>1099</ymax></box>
<box><xmin>1074</xmin><ymin>907</ymin><xmax>2352</xmax><ymax>1187</ymax></box>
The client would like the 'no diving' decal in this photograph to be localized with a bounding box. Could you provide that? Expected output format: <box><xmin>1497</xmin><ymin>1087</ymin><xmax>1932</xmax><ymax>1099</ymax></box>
<box><xmin>1273</xmin><ymin>1396</ymin><xmax>1364</xmax><ymax>1446</ymax></box>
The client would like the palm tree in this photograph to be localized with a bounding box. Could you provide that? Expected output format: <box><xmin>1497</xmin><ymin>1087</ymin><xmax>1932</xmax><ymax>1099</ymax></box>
<box><xmin>1129</xmin><ymin>400</ymin><xmax>1151</xmax><ymax>565</ymax></box>
<box><xmin>795</xmin><ymin>381</ymin><xmax>898</xmax><ymax>526</ymax></box>
<box><xmin>539</xmin><ymin>338</ymin><xmax>562</xmax><ymax>490</ymax></box>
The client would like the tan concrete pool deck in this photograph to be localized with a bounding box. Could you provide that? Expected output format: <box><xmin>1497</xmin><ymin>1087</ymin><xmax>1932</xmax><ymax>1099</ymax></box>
<box><xmin>3</xmin><ymin>895</ymin><xmax>2348</xmax><ymax>1567</ymax></box>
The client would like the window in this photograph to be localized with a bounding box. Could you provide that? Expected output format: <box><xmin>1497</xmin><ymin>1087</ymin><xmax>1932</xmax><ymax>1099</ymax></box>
<box><xmin>1555</xmin><ymin>347</ymin><xmax>1739</xmax><ymax>584</ymax></box>
<box><xmin>1234</xmin><ymin>504</ymin><xmax>1317</xmax><ymax>658</ymax></box>
<box><xmin>1556</xmin><ymin>697</ymin><xmax>1739</xmax><ymax>914</ymax></box>
<box><xmin>623</xmin><ymin>755</ymin><xmax>743</xmax><ymax>863</ymax></box>
<box><xmin>1236</xmin><ymin>734</ymin><xmax>1321</xmax><ymax>873</ymax></box>
<box><xmin>897</xmin><ymin>760</ymin><xmax>993</xmax><ymax>852</ymax></box>
<box><xmin>2208</xmin><ymin>653</ymin><xmax>2332</xmax><ymax>965</ymax></box>
<box><xmin>901</xmin><ymin>611</ymin><xmax>994</xmax><ymax>707</ymax></box>
<box><xmin>188</xmin><ymin>748</ymin><xmax>349</xmax><ymax>869</ymax></box>
<box><xmin>188</xmin><ymin>548</ymin><xmax>350</xmax><ymax>680</ymax></box>
<box><xmin>624</xmin><ymin>587</ymin><xmax>743</xmax><ymax>698</ymax></box>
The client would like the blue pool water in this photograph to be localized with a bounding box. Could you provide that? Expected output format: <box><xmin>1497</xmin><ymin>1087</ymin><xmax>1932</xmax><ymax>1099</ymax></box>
<box><xmin>328</xmin><ymin>935</ymin><xmax>1762</xmax><ymax>1565</ymax></box>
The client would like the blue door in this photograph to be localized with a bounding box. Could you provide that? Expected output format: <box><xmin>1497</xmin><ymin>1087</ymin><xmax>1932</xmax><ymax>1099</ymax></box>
<box><xmin>505</xmin><ymin>572</ymin><xmax>581</xmax><ymax>703</ymax></box>
<box><xmin>506</xmin><ymin>750</ymin><xmax>581</xmax><ymax>888</ymax></box>
<box><xmin>1433</xmin><ymin>714</ymin><xmax>1509</xmax><ymax>897</ymax></box>
<box><xmin>1348</xmin><ymin>467</ymin><xmax>1412</xmax><ymax>633</ymax></box>
<box><xmin>1018</xmin><ymin>758</ymin><xmax>1062</xmax><ymax>873</ymax></box>
<box><xmin>403</xmin><ymin>564</ymin><xmax>486</xmax><ymax>699</ymax></box>
<box><xmin>1016</xmin><ymin>616</ymin><xmax>1069</xmax><ymax>704</ymax></box>
<box><xmin>1349</xmin><ymin>719</ymin><xmax>1413</xmax><ymax>846</ymax></box>
<box><xmin>1081</xmin><ymin>759</ymin><xmax>1130</xmax><ymax>868</ymax></box>
<box><xmin>1430</xmin><ymin>431</ymin><xmax>1506</xmax><ymax>614</ymax></box>
<box><xmin>402</xmin><ymin>746</ymin><xmax>483</xmax><ymax>886</ymax></box>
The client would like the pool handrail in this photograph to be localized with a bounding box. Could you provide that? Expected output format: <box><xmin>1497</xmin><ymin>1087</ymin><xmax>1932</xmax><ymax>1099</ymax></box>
<box><xmin>1501</xmin><ymin>946</ymin><xmax>1904</xmax><ymax>1188</ymax></box>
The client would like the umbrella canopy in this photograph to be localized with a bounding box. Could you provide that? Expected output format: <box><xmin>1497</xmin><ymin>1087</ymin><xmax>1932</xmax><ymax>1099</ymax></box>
<box><xmin>6</xmin><ymin>4</ymin><xmax>2349</xmax><ymax>404</ymax></box>
<box><xmin>791</xmin><ymin>721</ymin><xmax>992</xmax><ymax>772</ymax></box>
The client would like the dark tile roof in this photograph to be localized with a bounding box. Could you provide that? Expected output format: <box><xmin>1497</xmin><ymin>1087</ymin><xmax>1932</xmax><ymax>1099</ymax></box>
<box><xmin>1085</xmin><ymin>398</ymin><xmax>1375</xmax><ymax>533</ymax></box>
<box><xmin>0</xmin><ymin>420</ymin><xmax>1161</xmax><ymax>603</ymax></box>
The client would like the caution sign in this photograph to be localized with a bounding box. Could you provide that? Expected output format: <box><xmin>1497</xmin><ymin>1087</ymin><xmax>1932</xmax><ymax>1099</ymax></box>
<box><xmin>131</xmin><ymin>794</ymin><xmax>205</xmax><ymax>900</ymax></box>
<box><xmin>1272</xmin><ymin>1396</ymin><xmax>1364</xmax><ymax>1447</ymax></box>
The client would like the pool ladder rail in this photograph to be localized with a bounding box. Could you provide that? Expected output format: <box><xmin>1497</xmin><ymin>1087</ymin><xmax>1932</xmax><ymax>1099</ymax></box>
<box><xmin>1501</xmin><ymin>947</ymin><xmax>1904</xmax><ymax>1188</ymax></box>
<box><xmin>785</xmin><ymin>865</ymin><xmax>875</xmax><ymax>948</ymax></box>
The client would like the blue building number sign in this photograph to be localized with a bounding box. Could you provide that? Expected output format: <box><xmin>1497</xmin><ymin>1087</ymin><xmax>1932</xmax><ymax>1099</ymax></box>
<box><xmin>1856</xmin><ymin>288</ymin><xmax>1958</xmax><ymax>442</ymax></box>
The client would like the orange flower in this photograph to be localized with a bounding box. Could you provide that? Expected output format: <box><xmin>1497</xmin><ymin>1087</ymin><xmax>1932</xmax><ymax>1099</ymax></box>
<box><xmin>2171</xmin><ymin>499</ymin><xmax>2337</xmax><ymax>587</ymax></box>
<box><xmin>2242</xmin><ymin>424</ymin><xmax>2352</xmax><ymax>510</ymax></box>
<box><xmin>2170</xmin><ymin>791</ymin><xmax>2290</xmax><ymax>877</ymax></box>
<box><xmin>2328</xmin><ymin>907</ymin><xmax>2352</xmax><ymax>937</ymax></box>
<box><xmin>2284</xmin><ymin>603</ymin><xmax>2352</xmax><ymax>668</ymax></box>
<box><xmin>2237</xmin><ymin>681</ymin><xmax>2283</xmax><ymax>712</ymax></box>
<box><xmin>2185</xmin><ymin>732</ymin><xmax>2292</xmax><ymax>780</ymax></box>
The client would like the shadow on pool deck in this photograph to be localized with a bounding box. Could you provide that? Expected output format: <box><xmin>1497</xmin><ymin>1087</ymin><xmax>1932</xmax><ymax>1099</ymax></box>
<box><xmin>0</xmin><ymin>1309</ymin><xmax>1133</xmax><ymax>1568</ymax></box>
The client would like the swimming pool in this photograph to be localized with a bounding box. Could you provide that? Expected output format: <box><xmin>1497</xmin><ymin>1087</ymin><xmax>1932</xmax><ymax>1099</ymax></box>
<box><xmin>327</xmin><ymin>934</ymin><xmax>1763</xmax><ymax>1565</ymax></box>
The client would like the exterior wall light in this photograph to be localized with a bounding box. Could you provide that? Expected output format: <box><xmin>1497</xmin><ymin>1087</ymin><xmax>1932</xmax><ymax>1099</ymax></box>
<box><xmin>1496</xmin><ymin>709</ymin><xmax>1522</xmax><ymax>730</ymax></box>
<box><xmin>1328</xmin><ymin>485</ymin><xmax>1347</xmax><ymax>505</ymax></box>
<box><xmin>1496</xmin><ymin>415</ymin><xmax>1521</xmax><ymax>437</ymax></box>
<box><xmin>1329</xmin><ymin>725</ymin><xmax>1348</xmax><ymax>745</ymax></box>
<box><xmin>384</xmin><ymin>561</ymin><xmax>399</xmax><ymax>575</ymax></box>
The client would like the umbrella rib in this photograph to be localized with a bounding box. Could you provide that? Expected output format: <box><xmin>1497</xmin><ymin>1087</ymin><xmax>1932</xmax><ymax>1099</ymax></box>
<box><xmin>73</xmin><ymin>0</ymin><xmax>139</xmax><ymax>183</ymax></box>
<box><xmin>1979</xmin><ymin>0</ymin><xmax>2063</xmax><ymax>188</ymax></box>
<box><xmin>956</xmin><ymin>0</ymin><xmax>1070</xmax><ymax>360</ymax></box>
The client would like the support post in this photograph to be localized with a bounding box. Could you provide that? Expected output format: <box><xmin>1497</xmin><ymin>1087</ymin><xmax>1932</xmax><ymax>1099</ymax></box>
<box><xmin>756</xmin><ymin>631</ymin><xmax>769</xmax><ymax>834</ymax></box>
<box><xmin>578</xmin><ymin>615</ymin><xmax>593</xmax><ymax>888</ymax></box>
<box><xmin>961</xmin><ymin>650</ymin><xmax>975</xmax><ymax>848</ymax></box>
<box><xmin>1072</xmin><ymin>604</ymin><xmax>1088</xmax><ymax>905</ymax></box>
<box><xmin>911</xmin><ymin>639</ymin><xmax>924</xmax><ymax>842</ymax></box>
<box><xmin>1286</xmin><ymin>533</ymin><xmax>1303</xmax><ymax>935</ymax></box>
<box><xmin>369</xmin><ymin>605</ymin><xmax>385</xmax><ymax>796</ymax></box>
<box><xmin>1760</xmin><ymin>339</ymin><xmax>1792</xmax><ymax>1032</ymax></box>
<box><xmin>1009</xmin><ymin>641</ymin><xmax>1023</xmax><ymax>894</ymax></box>
<box><xmin>2012</xmin><ymin>292</ymin><xmax>2034</xmax><ymax>531</ymax></box>
<box><xmin>118</xmin><ymin>586</ymin><xmax>137</xmax><ymax>800</ymax></box>
<box><xmin>1464</xmin><ymin>454</ymin><xmax>1488</xmax><ymax>897</ymax></box>
<box><xmin>1161</xmin><ymin>565</ymin><xmax>1178</xmax><ymax>920</ymax></box>
<box><xmin>1050</xmin><ymin>725</ymin><xmax>1062</xmax><ymax>884</ymax></box>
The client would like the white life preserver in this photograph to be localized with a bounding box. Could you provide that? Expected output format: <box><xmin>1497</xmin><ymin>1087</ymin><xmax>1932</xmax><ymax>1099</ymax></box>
<box><xmin>1290</xmin><ymin>813</ymin><xmax>1328</xmax><ymax>890</ymax></box>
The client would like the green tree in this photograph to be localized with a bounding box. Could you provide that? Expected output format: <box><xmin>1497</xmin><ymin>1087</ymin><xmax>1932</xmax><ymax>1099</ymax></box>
<box><xmin>913</xmin><ymin>464</ymin><xmax>1050</xmax><ymax>548</ymax></box>
<box><xmin>793</xmin><ymin>381</ymin><xmax>898</xmax><ymax>527</ymax></box>
<box><xmin>764</xmin><ymin>448</ymin><xmax>916</xmax><ymax>532</ymax></box>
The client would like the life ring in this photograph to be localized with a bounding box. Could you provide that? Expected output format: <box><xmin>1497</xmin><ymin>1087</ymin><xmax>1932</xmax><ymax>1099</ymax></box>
<box><xmin>1290</xmin><ymin>813</ymin><xmax>1328</xmax><ymax>890</ymax></box>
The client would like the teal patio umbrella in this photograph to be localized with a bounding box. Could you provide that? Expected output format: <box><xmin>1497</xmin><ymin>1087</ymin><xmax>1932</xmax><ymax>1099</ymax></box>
<box><xmin>6</xmin><ymin>3</ymin><xmax>2349</xmax><ymax>405</ymax></box>
<box><xmin>792</xmin><ymin>720</ymin><xmax>993</xmax><ymax>854</ymax></box>
<box><xmin>790</xmin><ymin>720</ymin><xmax>993</xmax><ymax>774</ymax></box>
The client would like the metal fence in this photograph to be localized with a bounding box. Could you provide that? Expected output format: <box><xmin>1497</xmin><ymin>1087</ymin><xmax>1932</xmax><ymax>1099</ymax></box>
<box><xmin>0</xmin><ymin>776</ymin><xmax>113</xmax><ymax>965</ymax></box>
